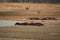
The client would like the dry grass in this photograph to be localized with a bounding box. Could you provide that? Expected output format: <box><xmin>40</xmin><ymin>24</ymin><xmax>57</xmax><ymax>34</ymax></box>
<box><xmin>0</xmin><ymin>3</ymin><xmax>60</xmax><ymax>9</ymax></box>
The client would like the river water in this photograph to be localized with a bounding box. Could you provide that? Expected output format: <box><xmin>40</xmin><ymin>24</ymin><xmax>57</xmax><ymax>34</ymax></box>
<box><xmin>0</xmin><ymin>20</ymin><xmax>23</xmax><ymax>26</ymax></box>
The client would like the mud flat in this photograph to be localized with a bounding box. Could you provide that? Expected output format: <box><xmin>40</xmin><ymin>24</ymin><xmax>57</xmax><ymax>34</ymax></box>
<box><xmin>0</xmin><ymin>3</ymin><xmax>60</xmax><ymax>20</ymax></box>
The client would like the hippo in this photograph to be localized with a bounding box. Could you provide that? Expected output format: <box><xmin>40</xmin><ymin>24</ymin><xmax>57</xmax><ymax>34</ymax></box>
<box><xmin>15</xmin><ymin>22</ymin><xmax>28</xmax><ymax>26</ymax></box>
<box><xmin>27</xmin><ymin>17</ymin><xmax>40</xmax><ymax>20</ymax></box>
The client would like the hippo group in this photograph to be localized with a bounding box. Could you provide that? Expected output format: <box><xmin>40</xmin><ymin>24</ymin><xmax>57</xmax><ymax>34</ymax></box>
<box><xmin>27</xmin><ymin>17</ymin><xmax>57</xmax><ymax>20</ymax></box>
<box><xmin>15</xmin><ymin>22</ymin><xmax>44</xmax><ymax>26</ymax></box>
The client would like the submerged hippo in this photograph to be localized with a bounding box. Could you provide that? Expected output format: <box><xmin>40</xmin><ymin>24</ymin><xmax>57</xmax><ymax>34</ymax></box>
<box><xmin>28</xmin><ymin>22</ymin><xmax>44</xmax><ymax>26</ymax></box>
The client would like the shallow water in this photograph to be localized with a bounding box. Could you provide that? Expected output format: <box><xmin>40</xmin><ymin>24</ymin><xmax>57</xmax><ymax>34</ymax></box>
<box><xmin>0</xmin><ymin>20</ymin><xmax>23</xmax><ymax>26</ymax></box>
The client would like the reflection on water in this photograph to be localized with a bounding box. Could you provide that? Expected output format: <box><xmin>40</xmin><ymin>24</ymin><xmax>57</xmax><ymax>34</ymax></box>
<box><xmin>0</xmin><ymin>20</ymin><xmax>23</xmax><ymax>26</ymax></box>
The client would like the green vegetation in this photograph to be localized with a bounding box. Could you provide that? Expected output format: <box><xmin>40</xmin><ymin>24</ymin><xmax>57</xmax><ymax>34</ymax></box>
<box><xmin>0</xmin><ymin>0</ymin><xmax>60</xmax><ymax>3</ymax></box>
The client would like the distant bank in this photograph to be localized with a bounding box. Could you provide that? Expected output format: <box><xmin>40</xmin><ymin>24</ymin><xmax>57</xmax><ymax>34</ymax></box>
<box><xmin>0</xmin><ymin>0</ymin><xmax>60</xmax><ymax>3</ymax></box>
